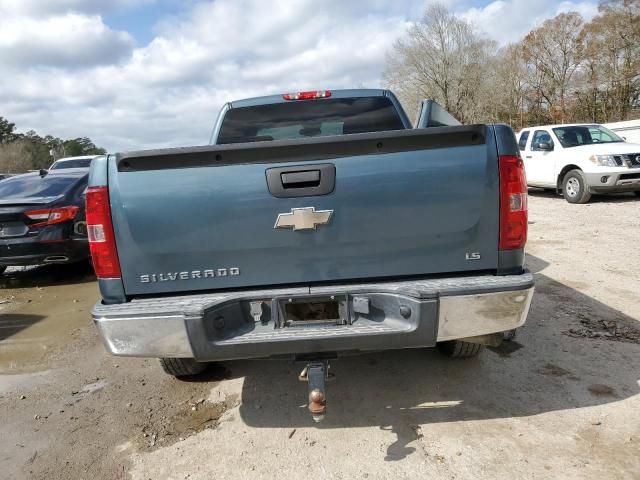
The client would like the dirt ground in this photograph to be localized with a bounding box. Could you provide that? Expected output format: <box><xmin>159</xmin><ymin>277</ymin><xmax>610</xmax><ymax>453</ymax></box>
<box><xmin>1</xmin><ymin>191</ymin><xmax>639</xmax><ymax>480</ymax></box>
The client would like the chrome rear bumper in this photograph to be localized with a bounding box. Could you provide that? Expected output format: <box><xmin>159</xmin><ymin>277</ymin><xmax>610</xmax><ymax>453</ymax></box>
<box><xmin>92</xmin><ymin>272</ymin><xmax>534</xmax><ymax>360</ymax></box>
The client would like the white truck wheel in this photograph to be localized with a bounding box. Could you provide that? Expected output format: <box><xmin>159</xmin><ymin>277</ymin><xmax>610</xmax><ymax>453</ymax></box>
<box><xmin>562</xmin><ymin>170</ymin><xmax>592</xmax><ymax>204</ymax></box>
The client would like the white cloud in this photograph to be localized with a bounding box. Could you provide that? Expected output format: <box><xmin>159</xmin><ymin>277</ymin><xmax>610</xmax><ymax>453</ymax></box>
<box><xmin>1</xmin><ymin>0</ymin><xmax>410</xmax><ymax>151</ymax></box>
<box><xmin>0</xmin><ymin>13</ymin><xmax>134</xmax><ymax>68</ymax></box>
<box><xmin>0</xmin><ymin>0</ymin><xmax>152</xmax><ymax>16</ymax></box>
<box><xmin>0</xmin><ymin>0</ymin><xmax>599</xmax><ymax>152</ymax></box>
<box><xmin>458</xmin><ymin>0</ymin><xmax>599</xmax><ymax>45</ymax></box>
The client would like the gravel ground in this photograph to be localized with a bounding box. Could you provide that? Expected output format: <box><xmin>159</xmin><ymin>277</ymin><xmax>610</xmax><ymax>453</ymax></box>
<box><xmin>0</xmin><ymin>191</ymin><xmax>639</xmax><ymax>480</ymax></box>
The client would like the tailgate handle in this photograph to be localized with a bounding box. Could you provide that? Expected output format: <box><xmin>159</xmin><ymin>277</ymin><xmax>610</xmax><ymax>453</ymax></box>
<box><xmin>266</xmin><ymin>164</ymin><xmax>336</xmax><ymax>198</ymax></box>
<box><xmin>281</xmin><ymin>170</ymin><xmax>320</xmax><ymax>188</ymax></box>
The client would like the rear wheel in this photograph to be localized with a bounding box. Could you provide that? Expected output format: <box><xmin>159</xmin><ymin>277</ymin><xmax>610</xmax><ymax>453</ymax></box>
<box><xmin>562</xmin><ymin>170</ymin><xmax>592</xmax><ymax>204</ymax></box>
<box><xmin>437</xmin><ymin>340</ymin><xmax>483</xmax><ymax>358</ymax></box>
<box><xmin>159</xmin><ymin>358</ymin><xmax>208</xmax><ymax>377</ymax></box>
<box><xmin>502</xmin><ymin>329</ymin><xmax>517</xmax><ymax>341</ymax></box>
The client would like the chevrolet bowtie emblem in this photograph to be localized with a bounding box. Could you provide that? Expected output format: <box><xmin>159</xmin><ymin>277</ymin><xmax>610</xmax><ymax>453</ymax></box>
<box><xmin>274</xmin><ymin>207</ymin><xmax>333</xmax><ymax>231</ymax></box>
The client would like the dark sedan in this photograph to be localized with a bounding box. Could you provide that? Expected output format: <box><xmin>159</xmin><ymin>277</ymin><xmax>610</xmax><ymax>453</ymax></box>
<box><xmin>0</xmin><ymin>169</ymin><xmax>90</xmax><ymax>274</ymax></box>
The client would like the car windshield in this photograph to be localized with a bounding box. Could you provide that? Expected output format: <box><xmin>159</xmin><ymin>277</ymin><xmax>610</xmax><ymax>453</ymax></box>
<box><xmin>50</xmin><ymin>158</ymin><xmax>93</xmax><ymax>169</ymax></box>
<box><xmin>552</xmin><ymin>125</ymin><xmax>624</xmax><ymax>148</ymax></box>
<box><xmin>217</xmin><ymin>97</ymin><xmax>406</xmax><ymax>144</ymax></box>
<box><xmin>0</xmin><ymin>174</ymin><xmax>81</xmax><ymax>200</ymax></box>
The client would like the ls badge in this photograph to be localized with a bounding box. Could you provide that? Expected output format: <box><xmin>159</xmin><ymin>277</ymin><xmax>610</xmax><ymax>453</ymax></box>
<box><xmin>274</xmin><ymin>207</ymin><xmax>333</xmax><ymax>231</ymax></box>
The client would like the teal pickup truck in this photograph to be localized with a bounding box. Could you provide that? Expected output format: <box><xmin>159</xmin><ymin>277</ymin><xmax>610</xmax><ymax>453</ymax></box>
<box><xmin>88</xmin><ymin>89</ymin><xmax>533</xmax><ymax>419</ymax></box>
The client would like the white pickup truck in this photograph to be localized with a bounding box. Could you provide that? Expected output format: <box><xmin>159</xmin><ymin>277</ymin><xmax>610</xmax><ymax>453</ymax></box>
<box><xmin>517</xmin><ymin>124</ymin><xmax>640</xmax><ymax>203</ymax></box>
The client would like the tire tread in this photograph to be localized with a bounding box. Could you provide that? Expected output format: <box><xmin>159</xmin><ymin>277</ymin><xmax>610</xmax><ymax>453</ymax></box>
<box><xmin>159</xmin><ymin>358</ymin><xmax>207</xmax><ymax>377</ymax></box>
<box><xmin>437</xmin><ymin>340</ymin><xmax>483</xmax><ymax>358</ymax></box>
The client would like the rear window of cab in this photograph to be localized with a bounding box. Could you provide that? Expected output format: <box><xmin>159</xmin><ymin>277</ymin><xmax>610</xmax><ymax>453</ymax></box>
<box><xmin>217</xmin><ymin>97</ymin><xmax>406</xmax><ymax>144</ymax></box>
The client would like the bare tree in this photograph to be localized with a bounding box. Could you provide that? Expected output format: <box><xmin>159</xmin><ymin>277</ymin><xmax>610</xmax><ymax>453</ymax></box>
<box><xmin>0</xmin><ymin>140</ymin><xmax>32</xmax><ymax>173</ymax></box>
<box><xmin>580</xmin><ymin>0</ymin><xmax>640</xmax><ymax>121</ymax></box>
<box><xmin>522</xmin><ymin>12</ymin><xmax>585</xmax><ymax>123</ymax></box>
<box><xmin>383</xmin><ymin>3</ymin><xmax>495</xmax><ymax>123</ymax></box>
<box><xmin>489</xmin><ymin>44</ymin><xmax>530</xmax><ymax>129</ymax></box>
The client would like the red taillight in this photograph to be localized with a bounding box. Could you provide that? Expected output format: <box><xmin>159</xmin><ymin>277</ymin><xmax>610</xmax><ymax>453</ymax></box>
<box><xmin>26</xmin><ymin>206</ymin><xmax>79</xmax><ymax>227</ymax></box>
<box><xmin>85</xmin><ymin>186</ymin><xmax>121</xmax><ymax>278</ymax></box>
<box><xmin>283</xmin><ymin>90</ymin><xmax>331</xmax><ymax>101</ymax></box>
<box><xmin>499</xmin><ymin>154</ymin><xmax>528</xmax><ymax>250</ymax></box>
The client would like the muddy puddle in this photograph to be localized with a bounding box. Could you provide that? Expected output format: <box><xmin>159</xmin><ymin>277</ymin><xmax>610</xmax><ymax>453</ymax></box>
<box><xmin>135</xmin><ymin>399</ymin><xmax>233</xmax><ymax>451</ymax></box>
<box><xmin>0</xmin><ymin>263</ymin><xmax>98</xmax><ymax>375</ymax></box>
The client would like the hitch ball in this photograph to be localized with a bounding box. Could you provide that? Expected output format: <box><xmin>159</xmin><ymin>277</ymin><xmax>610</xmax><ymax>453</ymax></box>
<box><xmin>309</xmin><ymin>389</ymin><xmax>325</xmax><ymax>403</ymax></box>
<box><xmin>309</xmin><ymin>388</ymin><xmax>326</xmax><ymax>415</ymax></box>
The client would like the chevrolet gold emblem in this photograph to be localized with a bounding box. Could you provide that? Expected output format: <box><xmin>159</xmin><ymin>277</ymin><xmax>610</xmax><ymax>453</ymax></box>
<box><xmin>274</xmin><ymin>207</ymin><xmax>333</xmax><ymax>231</ymax></box>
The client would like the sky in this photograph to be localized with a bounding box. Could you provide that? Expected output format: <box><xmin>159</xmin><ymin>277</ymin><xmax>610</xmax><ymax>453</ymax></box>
<box><xmin>0</xmin><ymin>0</ymin><xmax>599</xmax><ymax>152</ymax></box>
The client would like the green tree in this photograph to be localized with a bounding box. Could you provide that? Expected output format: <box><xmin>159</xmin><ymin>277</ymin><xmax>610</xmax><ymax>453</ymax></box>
<box><xmin>63</xmin><ymin>137</ymin><xmax>107</xmax><ymax>157</ymax></box>
<box><xmin>0</xmin><ymin>117</ymin><xmax>19</xmax><ymax>144</ymax></box>
<box><xmin>0</xmin><ymin>117</ymin><xmax>107</xmax><ymax>173</ymax></box>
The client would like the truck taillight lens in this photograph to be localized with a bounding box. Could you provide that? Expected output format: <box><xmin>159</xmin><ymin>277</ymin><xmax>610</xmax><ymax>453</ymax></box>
<box><xmin>499</xmin><ymin>154</ymin><xmax>528</xmax><ymax>250</ymax></box>
<box><xmin>85</xmin><ymin>186</ymin><xmax>121</xmax><ymax>278</ymax></box>
<box><xmin>25</xmin><ymin>206</ymin><xmax>79</xmax><ymax>227</ymax></box>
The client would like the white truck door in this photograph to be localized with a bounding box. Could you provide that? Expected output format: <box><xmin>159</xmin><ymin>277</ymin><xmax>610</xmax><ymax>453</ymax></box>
<box><xmin>525</xmin><ymin>129</ymin><xmax>556</xmax><ymax>187</ymax></box>
<box><xmin>518</xmin><ymin>130</ymin><xmax>531</xmax><ymax>181</ymax></box>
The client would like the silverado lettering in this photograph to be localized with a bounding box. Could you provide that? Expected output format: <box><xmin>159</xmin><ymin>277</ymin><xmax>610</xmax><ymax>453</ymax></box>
<box><xmin>140</xmin><ymin>268</ymin><xmax>240</xmax><ymax>282</ymax></box>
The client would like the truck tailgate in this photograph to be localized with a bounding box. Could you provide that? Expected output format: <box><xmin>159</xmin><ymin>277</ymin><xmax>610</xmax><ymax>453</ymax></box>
<box><xmin>108</xmin><ymin>126</ymin><xmax>499</xmax><ymax>296</ymax></box>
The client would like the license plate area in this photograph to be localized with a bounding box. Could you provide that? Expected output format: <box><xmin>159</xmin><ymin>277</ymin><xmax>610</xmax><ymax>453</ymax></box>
<box><xmin>0</xmin><ymin>221</ymin><xmax>28</xmax><ymax>238</ymax></box>
<box><xmin>272</xmin><ymin>294</ymin><xmax>350</xmax><ymax>328</ymax></box>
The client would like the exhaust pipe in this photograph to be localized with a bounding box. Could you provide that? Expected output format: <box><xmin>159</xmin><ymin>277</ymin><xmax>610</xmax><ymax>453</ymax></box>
<box><xmin>43</xmin><ymin>256</ymin><xmax>69</xmax><ymax>263</ymax></box>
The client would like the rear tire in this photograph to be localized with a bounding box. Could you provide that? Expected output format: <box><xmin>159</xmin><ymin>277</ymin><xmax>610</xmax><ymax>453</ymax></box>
<box><xmin>562</xmin><ymin>170</ymin><xmax>592</xmax><ymax>204</ymax></box>
<box><xmin>502</xmin><ymin>329</ymin><xmax>517</xmax><ymax>341</ymax></box>
<box><xmin>159</xmin><ymin>358</ymin><xmax>208</xmax><ymax>377</ymax></box>
<box><xmin>437</xmin><ymin>340</ymin><xmax>483</xmax><ymax>358</ymax></box>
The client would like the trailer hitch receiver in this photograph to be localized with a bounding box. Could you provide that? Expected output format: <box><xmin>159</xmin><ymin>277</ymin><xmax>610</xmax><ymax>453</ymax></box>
<box><xmin>299</xmin><ymin>360</ymin><xmax>330</xmax><ymax>422</ymax></box>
